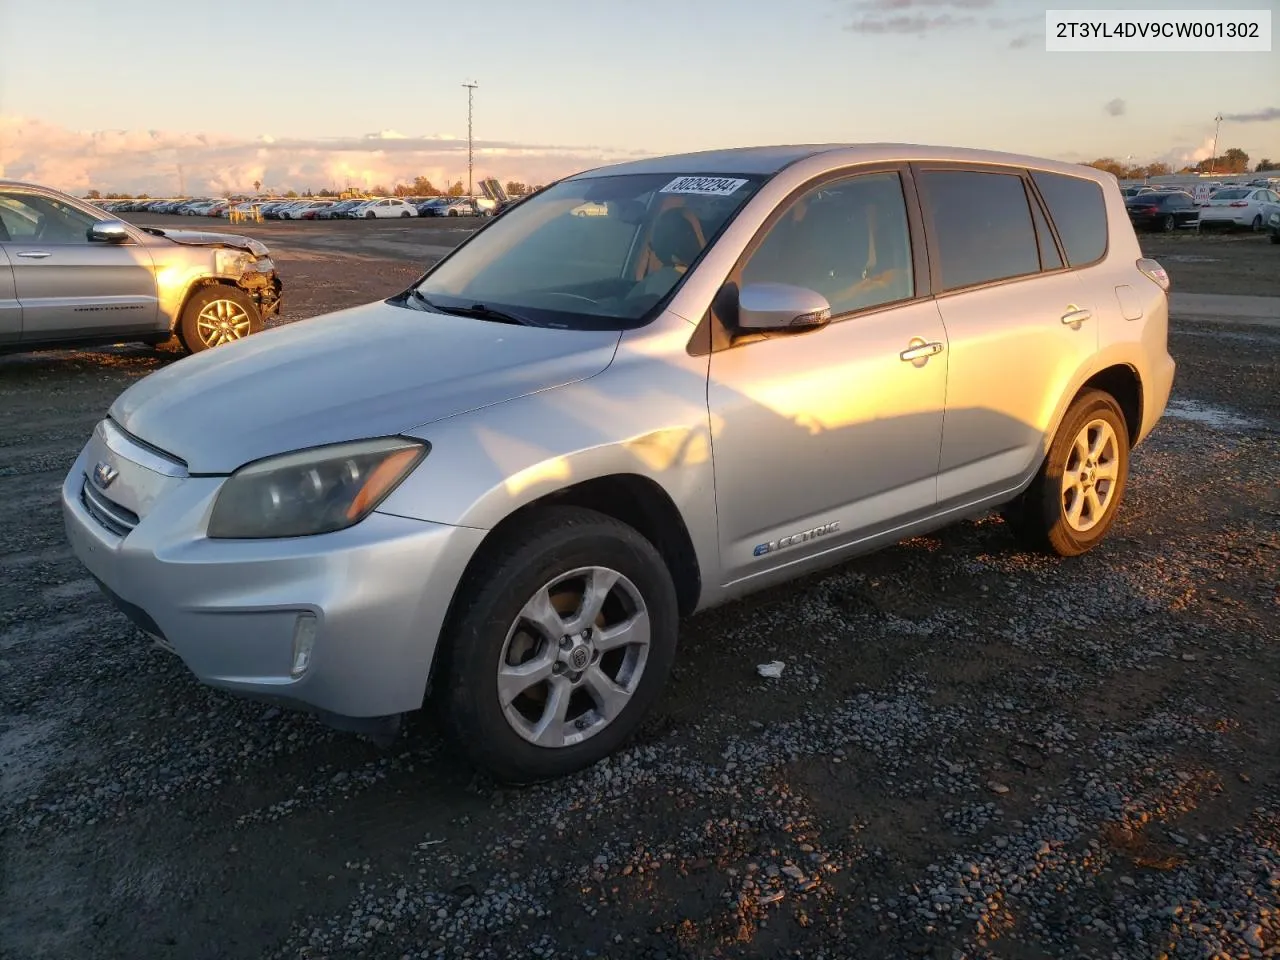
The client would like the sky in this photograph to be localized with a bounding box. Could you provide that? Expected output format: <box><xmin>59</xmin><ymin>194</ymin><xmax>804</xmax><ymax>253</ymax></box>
<box><xmin>0</xmin><ymin>0</ymin><xmax>1277</xmax><ymax>195</ymax></box>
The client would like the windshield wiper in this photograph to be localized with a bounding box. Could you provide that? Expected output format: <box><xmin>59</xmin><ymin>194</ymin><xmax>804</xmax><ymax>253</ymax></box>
<box><xmin>408</xmin><ymin>289</ymin><xmax>535</xmax><ymax>326</ymax></box>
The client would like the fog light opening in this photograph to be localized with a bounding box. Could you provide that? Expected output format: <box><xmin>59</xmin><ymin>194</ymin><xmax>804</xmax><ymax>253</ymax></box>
<box><xmin>291</xmin><ymin>613</ymin><xmax>318</xmax><ymax>678</ymax></box>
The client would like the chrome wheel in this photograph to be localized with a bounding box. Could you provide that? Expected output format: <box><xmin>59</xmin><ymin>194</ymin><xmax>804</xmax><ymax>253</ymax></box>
<box><xmin>497</xmin><ymin>566</ymin><xmax>650</xmax><ymax>748</ymax></box>
<box><xmin>1061</xmin><ymin>418</ymin><xmax>1120</xmax><ymax>533</ymax></box>
<box><xmin>195</xmin><ymin>298</ymin><xmax>252</xmax><ymax>348</ymax></box>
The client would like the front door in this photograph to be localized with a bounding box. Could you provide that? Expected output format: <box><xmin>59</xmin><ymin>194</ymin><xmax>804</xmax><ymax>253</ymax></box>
<box><xmin>0</xmin><ymin>188</ymin><xmax>158</xmax><ymax>342</ymax></box>
<box><xmin>0</xmin><ymin>246</ymin><xmax>18</xmax><ymax>343</ymax></box>
<box><xmin>707</xmin><ymin>168</ymin><xmax>948</xmax><ymax>585</ymax></box>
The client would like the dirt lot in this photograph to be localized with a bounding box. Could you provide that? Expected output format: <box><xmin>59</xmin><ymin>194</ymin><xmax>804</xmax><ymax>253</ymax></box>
<box><xmin>1</xmin><ymin>220</ymin><xmax>1277</xmax><ymax>960</ymax></box>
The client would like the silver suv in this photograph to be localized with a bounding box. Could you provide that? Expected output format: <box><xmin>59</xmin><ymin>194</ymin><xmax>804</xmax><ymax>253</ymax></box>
<box><xmin>1</xmin><ymin>181</ymin><xmax>281</xmax><ymax>354</ymax></box>
<box><xmin>62</xmin><ymin>145</ymin><xmax>1175</xmax><ymax>781</ymax></box>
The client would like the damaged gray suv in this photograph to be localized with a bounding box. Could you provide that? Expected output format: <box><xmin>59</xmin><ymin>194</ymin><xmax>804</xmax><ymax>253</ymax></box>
<box><xmin>62</xmin><ymin>145</ymin><xmax>1174</xmax><ymax>782</ymax></box>
<box><xmin>0</xmin><ymin>180</ymin><xmax>281</xmax><ymax>354</ymax></box>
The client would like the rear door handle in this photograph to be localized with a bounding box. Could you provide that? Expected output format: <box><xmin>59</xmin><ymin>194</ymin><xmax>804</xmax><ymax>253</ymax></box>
<box><xmin>900</xmin><ymin>340</ymin><xmax>944</xmax><ymax>362</ymax></box>
<box><xmin>1061</xmin><ymin>306</ymin><xmax>1092</xmax><ymax>325</ymax></box>
<box><xmin>16</xmin><ymin>251</ymin><xmax>52</xmax><ymax>259</ymax></box>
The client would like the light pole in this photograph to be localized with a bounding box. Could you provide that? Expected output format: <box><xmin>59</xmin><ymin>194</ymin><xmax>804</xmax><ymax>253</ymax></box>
<box><xmin>462</xmin><ymin>80</ymin><xmax>478</xmax><ymax>197</ymax></box>
<box><xmin>1208</xmin><ymin>113</ymin><xmax>1223</xmax><ymax>175</ymax></box>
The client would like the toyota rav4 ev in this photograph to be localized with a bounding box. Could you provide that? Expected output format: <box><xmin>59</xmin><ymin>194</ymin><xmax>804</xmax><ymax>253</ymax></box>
<box><xmin>62</xmin><ymin>144</ymin><xmax>1175</xmax><ymax>782</ymax></box>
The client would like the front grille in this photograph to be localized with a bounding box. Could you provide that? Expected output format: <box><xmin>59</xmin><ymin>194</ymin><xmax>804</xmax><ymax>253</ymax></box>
<box><xmin>81</xmin><ymin>477</ymin><xmax>140</xmax><ymax>537</ymax></box>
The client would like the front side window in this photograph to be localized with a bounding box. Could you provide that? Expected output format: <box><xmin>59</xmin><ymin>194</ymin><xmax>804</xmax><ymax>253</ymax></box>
<box><xmin>0</xmin><ymin>191</ymin><xmax>99</xmax><ymax>244</ymax></box>
<box><xmin>1030</xmin><ymin>171</ymin><xmax>1108</xmax><ymax>266</ymax></box>
<box><xmin>919</xmin><ymin>170</ymin><xmax>1040</xmax><ymax>291</ymax></box>
<box><xmin>413</xmin><ymin>172</ymin><xmax>764</xmax><ymax>330</ymax></box>
<box><xmin>738</xmin><ymin>171</ymin><xmax>914</xmax><ymax>316</ymax></box>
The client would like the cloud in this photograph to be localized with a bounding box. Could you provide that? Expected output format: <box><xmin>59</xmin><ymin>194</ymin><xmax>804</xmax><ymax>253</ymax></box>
<box><xmin>1008</xmin><ymin>31</ymin><xmax>1038</xmax><ymax>48</ymax></box>
<box><xmin>845</xmin><ymin>12</ymin><xmax>977</xmax><ymax>33</ymax></box>
<box><xmin>1105</xmin><ymin>98</ymin><xmax>1127</xmax><ymax>118</ymax></box>
<box><xmin>843</xmin><ymin>0</ymin><xmax>1035</xmax><ymax>40</ymax></box>
<box><xmin>1156</xmin><ymin>136</ymin><xmax>1217</xmax><ymax>169</ymax></box>
<box><xmin>1222</xmin><ymin>107</ymin><xmax>1280</xmax><ymax>124</ymax></box>
<box><xmin>0</xmin><ymin>116</ymin><xmax>647</xmax><ymax>195</ymax></box>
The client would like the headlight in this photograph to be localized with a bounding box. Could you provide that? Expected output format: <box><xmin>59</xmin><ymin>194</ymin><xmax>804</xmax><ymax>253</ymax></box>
<box><xmin>208</xmin><ymin>438</ymin><xmax>427</xmax><ymax>539</ymax></box>
<box><xmin>214</xmin><ymin>248</ymin><xmax>254</xmax><ymax>276</ymax></box>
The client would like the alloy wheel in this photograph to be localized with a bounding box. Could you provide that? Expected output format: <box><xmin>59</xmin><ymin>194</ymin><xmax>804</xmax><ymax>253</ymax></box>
<box><xmin>496</xmin><ymin>566</ymin><xmax>650</xmax><ymax>748</ymax></box>
<box><xmin>195</xmin><ymin>299</ymin><xmax>252</xmax><ymax>348</ymax></box>
<box><xmin>1061</xmin><ymin>418</ymin><xmax>1120</xmax><ymax>532</ymax></box>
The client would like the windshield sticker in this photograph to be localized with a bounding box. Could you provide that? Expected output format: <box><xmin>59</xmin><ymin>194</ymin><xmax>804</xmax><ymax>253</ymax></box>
<box><xmin>659</xmin><ymin>176</ymin><xmax>748</xmax><ymax>196</ymax></box>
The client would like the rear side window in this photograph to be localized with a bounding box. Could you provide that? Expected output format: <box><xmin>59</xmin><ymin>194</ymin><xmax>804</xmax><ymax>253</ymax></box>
<box><xmin>919</xmin><ymin>170</ymin><xmax>1040</xmax><ymax>291</ymax></box>
<box><xmin>1031</xmin><ymin>172</ymin><xmax>1107</xmax><ymax>266</ymax></box>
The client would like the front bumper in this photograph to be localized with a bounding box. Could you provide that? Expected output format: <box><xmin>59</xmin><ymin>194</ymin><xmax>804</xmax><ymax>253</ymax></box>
<box><xmin>61</xmin><ymin>441</ymin><xmax>484</xmax><ymax>719</ymax></box>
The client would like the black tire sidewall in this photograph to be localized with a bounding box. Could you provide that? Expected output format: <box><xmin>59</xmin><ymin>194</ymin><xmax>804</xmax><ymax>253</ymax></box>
<box><xmin>179</xmin><ymin>285</ymin><xmax>263</xmax><ymax>354</ymax></box>
<box><xmin>1162</xmin><ymin>215</ymin><xmax>1175</xmax><ymax>232</ymax></box>
<box><xmin>442</xmin><ymin>509</ymin><xmax>678</xmax><ymax>783</ymax></box>
<box><xmin>1031</xmin><ymin>391</ymin><xmax>1130</xmax><ymax>556</ymax></box>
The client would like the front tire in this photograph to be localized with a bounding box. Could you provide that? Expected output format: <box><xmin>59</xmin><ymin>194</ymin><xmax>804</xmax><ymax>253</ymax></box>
<box><xmin>179</xmin><ymin>285</ymin><xmax>262</xmax><ymax>354</ymax></box>
<box><xmin>438</xmin><ymin>507</ymin><xmax>679</xmax><ymax>783</ymax></box>
<box><xmin>1251</xmin><ymin>215</ymin><xmax>1263</xmax><ymax>232</ymax></box>
<box><xmin>1003</xmin><ymin>389</ymin><xmax>1130</xmax><ymax>557</ymax></box>
<box><xmin>1161</xmin><ymin>214</ymin><xmax>1175</xmax><ymax>232</ymax></box>
<box><xmin>365</xmin><ymin>210</ymin><xmax>375</xmax><ymax>219</ymax></box>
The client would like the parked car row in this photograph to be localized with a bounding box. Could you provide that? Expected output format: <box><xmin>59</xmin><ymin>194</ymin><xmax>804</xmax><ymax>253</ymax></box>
<box><xmin>1122</xmin><ymin>183</ymin><xmax>1280</xmax><ymax>233</ymax></box>
<box><xmin>93</xmin><ymin>195</ymin><xmax>502</xmax><ymax>221</ymax></box>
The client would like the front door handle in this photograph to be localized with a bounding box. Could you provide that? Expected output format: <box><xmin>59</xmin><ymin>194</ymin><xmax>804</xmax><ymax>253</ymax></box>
<box><xmin>900</xmin><ymin>340</ymin><xmax>944</xmax><ymax>362</ymax></box>
<box><xmin>16</xmin><ymin>251</ymin><xmax>52</xmax><ymax>259</ymax></box>
<box><xmin>1061</xmin><ymin>306</ymin><xmax>1092</xmax><ymax>325</ymax></box>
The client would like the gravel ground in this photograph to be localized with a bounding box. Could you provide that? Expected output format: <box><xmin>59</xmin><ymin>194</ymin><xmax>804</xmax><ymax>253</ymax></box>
<box><xmin>1</xmin><ymin>225</ymin><xmax>1276</xmax><ymax>960</ymax></box>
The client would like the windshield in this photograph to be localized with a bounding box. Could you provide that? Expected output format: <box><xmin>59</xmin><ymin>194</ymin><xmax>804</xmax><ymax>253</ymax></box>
<box><xmin>409</xmin><ymin>172</ymin><xmax>765</xmax><ymax>330</ymax></box>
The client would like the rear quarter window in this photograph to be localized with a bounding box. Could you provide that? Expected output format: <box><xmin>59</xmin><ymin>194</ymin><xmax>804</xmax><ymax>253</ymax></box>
<box><xmin>1030</xmin><ymin>171</ymin><xmax>1108</xmax><ymax>267</ymax></box>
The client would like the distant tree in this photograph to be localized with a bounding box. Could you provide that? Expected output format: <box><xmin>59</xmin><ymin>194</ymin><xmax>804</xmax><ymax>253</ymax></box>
<box><xmin>532</xmin><ymin>184</ymin><xmax>545</xmax><ymax>192</ymax></box>
<box><xmin>1146</xmin><ymin>161</ymin><xmax>1171</xmax><ymax>177</ymax></box>
<box><xmin>1196</xmin><ymin>147</ymin><xmax>1250</xmax><ymax>174</ymax></box>
<box><xmin>84</xmin><ymin>189</ymin><xmax>102</xmax><ymax>200</ymax></box>
<box><xmin>1223</xmin><ymin>147</ymin><xmax>1249</xmax><ymax>172</ymax></box>
<box><xmin>1085</xmin><ymin>158</ymin><xmax>1125</xmax><ymax>178</ymax></box>
<box><xmin>504</xmin><ymin>181</ymin><xmax>528</xmax><ymax>196</ymax></box>
<box><xmin>137</xmin><ymin>193</ymin><xmax>149</xmax><ymax>199</ymax></box>
<box><xmin>447</xmin><ymin>179</ymin><xmax>466</xmax><ymax>197</ymax></box>
<box><xmin>1256</xmin><ymin>158</ymin><xmax>1275</xmax><ymax>173</ymax></box>
<box><xmin>412</xmin><ymin>176</ymin><xmax>440</xmax><ymax>196</ymax></box>
<box><xmin>284</xmin><ymin>189</ymin><xmax>299</xmax><ymax>198</ymax></box>
<box><xmin>393</xmin><ymin>183</ymin><xmax>413</xmax><ymax>197</ymax></box>
<box><xmin>370</xmin><ymin>184</ymin><xmax>390</xmax><ymax>196</ymax></box>
<box><xmin>253</xmin><ymin>180</ymin><xmax>262</xmax><ymax>193</ymax></box>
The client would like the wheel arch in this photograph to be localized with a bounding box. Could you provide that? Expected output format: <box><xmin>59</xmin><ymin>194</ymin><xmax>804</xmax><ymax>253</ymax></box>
<box><xmin>1078</xmin><ymin>363</ymin><xmax>1143</xmax><ymax>447</ymax></box>
<box><xmin>448</xmin><ymin>473</ymin><xmax>703</xmax><ymax>622</ymax></box>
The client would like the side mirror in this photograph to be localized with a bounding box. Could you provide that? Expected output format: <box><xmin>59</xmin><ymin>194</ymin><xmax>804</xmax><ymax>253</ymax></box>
<box><xmin>736</xmin><ymin>282</ymin><xmax>831</xmax><ymax>333</ymax></box>
<box><xmin>88</xmin><ymin>220</ymin><xmax>131</xmax><ymax>244</ymax></box>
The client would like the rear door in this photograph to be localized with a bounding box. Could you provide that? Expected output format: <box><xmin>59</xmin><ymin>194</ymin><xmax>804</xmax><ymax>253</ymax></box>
<box><xmin>913</xmin><ymin>165</ymin><xmax>1099</xmax><ymax>507</ymax></box>
<box><xmin>0</xmin><ymin>188</ymin><xmax>159</xmax><ymax>342</ymax></box>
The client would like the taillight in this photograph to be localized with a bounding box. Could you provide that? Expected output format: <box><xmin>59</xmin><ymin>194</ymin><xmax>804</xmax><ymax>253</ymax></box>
<box><xmin>1137</xmin><ymin>258</ymin><xmax>1170</xmax><ymax>291</ymax></box>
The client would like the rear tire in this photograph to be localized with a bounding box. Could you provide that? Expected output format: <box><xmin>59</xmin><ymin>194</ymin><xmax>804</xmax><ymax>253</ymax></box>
<box><xmin>400</xmin><ymin>210</ymin><xmax>411</xmax><ymax>218</ymax></box>
<box><xmin>437</xmin><ymin>507</ymin><xmax>679</xmax><ymax>783</ymax></box>
<box><xmin>179</xmin><ymin>285</ymin><xmax>262</xmax><ymax>354</ymax></box>
<box><xmin>1003</xmin><ymin>390</ymin><xmax>1130</xmax><ymax>557</ymax></box>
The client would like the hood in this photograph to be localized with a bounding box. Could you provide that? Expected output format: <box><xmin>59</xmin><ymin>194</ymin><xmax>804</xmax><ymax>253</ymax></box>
<box><xmin>108</xmin><ymin>301</ymin><xmax>621</xmax><ymax>474</ymax></box>
<box><xmin>142</xmin><ymin>227</ymin><xmax>270</xmax><ymax>258</ymax></box>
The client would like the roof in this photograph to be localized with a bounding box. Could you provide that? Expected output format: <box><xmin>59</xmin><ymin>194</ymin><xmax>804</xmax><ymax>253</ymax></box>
<box><xmin>571</xmin><ymin>143</ymin><xmax>1108</xmax><ymax>182</ymax></box>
